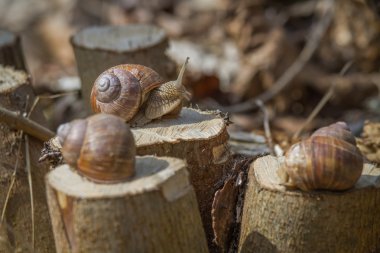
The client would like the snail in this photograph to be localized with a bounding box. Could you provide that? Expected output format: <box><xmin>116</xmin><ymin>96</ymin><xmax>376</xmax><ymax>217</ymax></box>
<box><xmin>91</xmin><ymin>58</ymin><xmax>191</xmax><ymax>126</ymax></box>
<box><xmin>278</xmin><ymin>122</ymin><xmax>363</xmax><ymax>191</ymax></box>
<box><xmin>57</xmin><ymin>113</ymin><xmax>136</xmax><ymax>183</ymax></box>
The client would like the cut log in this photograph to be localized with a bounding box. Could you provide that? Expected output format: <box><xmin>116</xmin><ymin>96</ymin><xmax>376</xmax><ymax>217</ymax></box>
<box><xmin>0</xmin><ymin>66</ymin><xmax>54</xmax><ymax>252</ymax></box>
<box><xmin>0</xmin><ymin>30</ymin><xmax>26</xmax><ymax>70</ymax></box>
<box><xmin>238</xmin><ymin>155</ymin><xmax>380</xmax><ymax>253</ymax></box>
<box><xmin>71</xmin><ymin>24</ymin><xmax>175</xmax><ymax>113</ymax></box>
<box><xmin>46</xmin><ymin>156</ymin><xmax>208</xmax><ymax>253</ymax></box>
<box><xmin>132</xmin><ymin>107</ymin><xmax>231</xmax><ymax>251</ymax></box>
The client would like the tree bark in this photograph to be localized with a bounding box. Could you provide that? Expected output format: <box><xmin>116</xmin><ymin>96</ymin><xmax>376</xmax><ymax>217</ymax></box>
<box><xmin>71</xmin><ymin>24</ymin><xmax>175</xmax><ymax>113</ymax></box>
<box><xmin>0</xmin><ymin>66</ymin><xmax>54</xmax><ymax>252</ymax></box>
<box><xmin>46</xmin><ymin>156</ymin><xmax>208</xmax><ymax>253</ymax></box>
<box><xmin>238</xmin><ymin>155</ymin><xmax>380</xmax><ymax>253</ymax></box>
<box><xmin>0</xmin><ymin>30</ymin><xmax>26</xmax><ymax>71</ymax></box>
<box><xmin>132</xmin><ymin>107</ymin><xmax>231</xmax><ymax>251</ymax></box>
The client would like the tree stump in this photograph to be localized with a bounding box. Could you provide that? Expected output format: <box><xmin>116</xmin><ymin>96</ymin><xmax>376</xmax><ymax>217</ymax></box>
<box><xmin>46</xmin><ymin>156</ymin><xmax>209</xmax><ymax>253</ymax></box>
<box><xmin>0</xmin><ymin>66</ymin><xmax>54</xmax><ymax>252</ymax></box>
<box><xmin>0</xmin><ymin>30</ymin><xmax>26</xmax><ymax>70</ymax></box>
<box><xmin>132</xmin><ymin>107</ymin><xmax>231</xmax><ymax>251</ymax></box>
<box><xmin>238</xmin><ymin>155</ymin><xmax>380</xmax><ymax>253</ymax></box>
<box><xmin>71</xmin><ymin>24</ymin><xmax>175</xmax><ymax>113</ymax></box>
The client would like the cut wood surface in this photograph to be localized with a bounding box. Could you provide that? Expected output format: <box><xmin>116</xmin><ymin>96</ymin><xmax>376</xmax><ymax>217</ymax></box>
<box><xmin>132</xmin><ymin>107</ymin><xmax>231</xmax><ymax>251</ymax></box>
<box><xmin>46</xmin><ymin>156</ymin><xmax>208</xmax><ymax>253</ymax></box>
<box><xmin>133</xmin><ymin>108</ymin><xmax>227</xmax><ymax>146</ymax></box>
<box><xmin>0</xmin><ymin>30</ymin><xmax>26</xmax><ymax>70</ymax></box>
<box><xmin>71</xmin><ymin>24</ymin><xmax>175</xmax><ymax>113</ymax></box>
<box><xmin>0</xmin><ymin>66</ymin><xmax>54</xmax><ymax>252</ymax></box>
<box><xmin>239</xmin><ymin>155</ymin><xmax>380</xmax><ymax>253</ymax></box>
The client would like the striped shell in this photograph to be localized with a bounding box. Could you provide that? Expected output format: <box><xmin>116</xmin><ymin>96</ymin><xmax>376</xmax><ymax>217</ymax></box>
<box><xmin>91</xmin><ymin>65</ymin><xmax>164</xmax><ymax>122</ymax></box>
<box><xmin>57</xmin><ymin>114</ymin><xmax>136</xmax><ymax>183</ymax></box>
<box><xmin>283</xmin><ymin>122</ymin><xmax>363</xmax><ymax>191</ymax></box>
<box><xmin>312</xmin><ymin>121</ymin><xmax>357</xmax><ymax>146</ymax></box>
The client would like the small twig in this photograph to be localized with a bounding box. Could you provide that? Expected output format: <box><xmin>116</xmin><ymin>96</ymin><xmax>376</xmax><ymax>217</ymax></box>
<box><xmin>218</xmin><ymin>0</ymin><xmax>335</xmax><ymax>113</ymax></box>
<box><xmin>1</xmin><ymin>94</ymin><xmax>30</xmax><ymax>228</ymax></box>
<box><xmin>0</xmin><ymin>106</ymin><xmax>55</xmax><ymax>141</ymax></box>
<box><xmin>0</xmin><ymin>137</ymin><xmax>23</xmax><ymax>223</ymax></box>
<box><xmin>292</xmin><ymin>61</ymin><xmax>353</xmax><ymax>139</ymax></box>
<box><xmin>28</xmin><ymin>91</ymin><xmax>78</xmax><ymax>119</ymax></box>
<box><xmin>25</xmin><ymin>134</ymin><xmax>35</xmax><ymax>251</ymax></box>
<box><xmin>2</xmin><ymin>92</ymin><xmax>75</xmax><ymax>140</ymax></box>
<box><xmin>27</xmin><ymin>97</ymin><xmax>40</xmax><ymax>119</ymax></box>
<box><xmin>38</xmin><ymin>91</ymin><xmax>78</xmax><ymax>100</ymax></box>
<box><xmin>255</xmin><ymin>100</ymin><xmax>275</xmax><ymax>155</ymax></box>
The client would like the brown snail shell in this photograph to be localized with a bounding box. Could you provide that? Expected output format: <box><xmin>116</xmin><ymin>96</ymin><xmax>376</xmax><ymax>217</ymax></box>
<box><xmin>91</xmin><ymin>65</ymin><xmax>163</xmax><ymax>122</ymax></box>
<box><xmin>57</xmin><ymin>113</ymin><xmax>136</xmax><ymax>183</ymax></box>
<box><xmin>283</xmin><ymin>122</ymin><xmax>363</xmax><ymax>191</ymax></box>
<box><xmin>90</xmin><ymin>58</ymin><xmax>190</xmax><ymax>125</ymax></box>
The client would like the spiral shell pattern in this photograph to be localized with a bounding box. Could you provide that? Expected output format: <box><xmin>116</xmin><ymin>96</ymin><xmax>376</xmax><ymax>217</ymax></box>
<box><xmin>91</xmin><ymin>65</ymin><xmax>163</xmax><ymax>122</ymax></box>
<box><xmin>94</xmin><ymin>73</ymin><xmax>122</xmax><ymax>103</ymax></box>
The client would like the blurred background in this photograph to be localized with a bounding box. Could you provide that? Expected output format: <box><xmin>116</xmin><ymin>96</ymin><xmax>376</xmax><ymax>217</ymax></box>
<box><xmin>1</xmin><ymin>0</ymin><xmax>380</xmax><ymax>140</ymax></box>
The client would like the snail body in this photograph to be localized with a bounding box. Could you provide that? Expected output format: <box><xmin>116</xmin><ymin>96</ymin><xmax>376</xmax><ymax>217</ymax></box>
<box><xmin>57</xmin><ymin>113</ymin><xmax>136</xmax><ymax>183</ymax></box>
<box><xmin>281</xmin><ymin>122</ymin><xmax>363</xmax><ymax>191</ymax></box>
<box><xmin>91</xmin><ymin>58</ymin><xmax>190</xmax><ymax>126</ymax></box>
